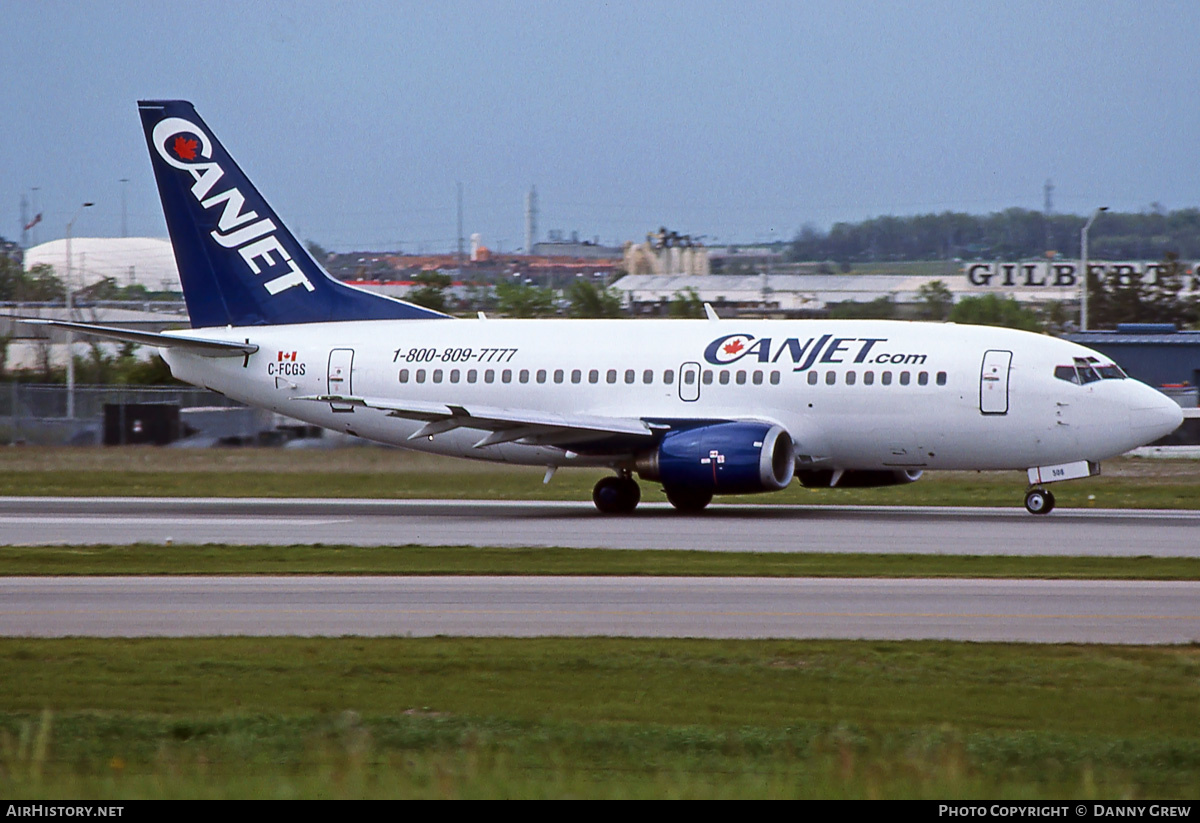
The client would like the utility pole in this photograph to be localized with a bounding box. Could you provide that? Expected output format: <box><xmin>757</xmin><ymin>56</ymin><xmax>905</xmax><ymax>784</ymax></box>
<box><xmin>119</xmin><ymin>178</ymin><xmax>129</xmax><ymax>237</ymax></box>
<box><xmin>65</xmin><ymin>202</ymin><xmax>94</xmax><ymax>420</ymax></box>
<box><xmin>456</xmin><ymin>182</ymin><xmax>464</xmax><ymax>268</ymax></box>
<box><xmin>1080</xmin><ymin>206</ymin><xmax>1108</xmax><ymax>331</ymax></box>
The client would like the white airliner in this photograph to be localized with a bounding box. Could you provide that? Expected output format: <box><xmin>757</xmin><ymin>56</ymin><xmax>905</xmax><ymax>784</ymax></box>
<box><xmin>30</xmin><ymin>101</ymin><xmax>1184</xmax><ymax>514</ymax></box>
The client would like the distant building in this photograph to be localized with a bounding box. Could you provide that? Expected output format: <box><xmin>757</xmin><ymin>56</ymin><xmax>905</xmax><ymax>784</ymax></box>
<box><xmin>23</xmin><ymin>238</ymin><xmax>181</xmax><ymax>293</ymax></box>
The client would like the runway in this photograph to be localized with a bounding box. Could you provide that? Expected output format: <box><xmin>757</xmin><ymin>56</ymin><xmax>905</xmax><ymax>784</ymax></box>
<box><xmin>1</xmin><ymin>496</ymin><xmax>1198</xmax><ymax>556</ymax></box>
<box><xmin>4</xmin><ymin>497</ymin><xmax>1197</xmax><ymax>643</ymax></box>
<box><xmin>2</xmin><ymin>575</ymin><xmax>1197</xmax><ymax>643</ymax></box>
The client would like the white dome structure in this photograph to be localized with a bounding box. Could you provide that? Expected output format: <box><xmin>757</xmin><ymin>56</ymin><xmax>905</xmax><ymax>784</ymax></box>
<box><xmin>23</xmin><ymin>237</ymin><xmax>181</xmax><ymax>293</ymax></box>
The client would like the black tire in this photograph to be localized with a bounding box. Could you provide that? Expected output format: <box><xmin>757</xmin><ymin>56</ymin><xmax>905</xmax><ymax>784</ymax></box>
<box><xmin>593</xmin><ymin>476</ymin><xmax>640</xmax><ymax>514</ymax></box>
<box><xmin>1024</xmin><ymin>489</ymin><xmax>1052</xmax><ymax>515</ymax></box>
<box><xmin>665</xmin><ymin>486</ymin><xmax>713</xmax><ymax>513</ymax></box>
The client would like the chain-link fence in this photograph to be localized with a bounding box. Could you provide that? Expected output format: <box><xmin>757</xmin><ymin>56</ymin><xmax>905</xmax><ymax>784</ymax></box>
<box><xmin>0</xmin><ymin>384</ymin><xmax>248</xmax><ymax>445</ymax></box>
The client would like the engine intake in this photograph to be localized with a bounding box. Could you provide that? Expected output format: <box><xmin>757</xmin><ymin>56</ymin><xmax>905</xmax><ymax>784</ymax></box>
<box><xmin>636</xmin><ymin>422</ymin><xmax>795</xmax><ymax>495</ymax></box>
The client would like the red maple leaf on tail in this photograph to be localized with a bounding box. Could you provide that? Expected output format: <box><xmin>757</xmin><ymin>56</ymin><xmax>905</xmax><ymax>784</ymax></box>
<box><xmin>173</xmin><ymin>136</ymin><xmax>199</xmax><ymax>161</ymax></box>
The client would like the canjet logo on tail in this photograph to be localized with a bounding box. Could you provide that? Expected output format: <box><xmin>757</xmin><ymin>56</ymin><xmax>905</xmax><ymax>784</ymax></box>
<box><xmin>704</xmin><ymin>334</ymin><xmax>929</xmax><ymax>371</ymax></box>
<box><xmin>151</xmin><ymin>116</ymin><xmax>315</xmax><ymax>297</ymax></box>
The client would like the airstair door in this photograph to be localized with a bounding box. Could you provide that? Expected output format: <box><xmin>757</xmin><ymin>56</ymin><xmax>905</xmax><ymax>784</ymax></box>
<box><xmin>979</xmin><ymin>349</ymin><xmax>1012</xmax><ymax>415</ymax></box>
<box><xmin>327</xmin><ymin>348</ymin><xmax>355</xmax><ymax>413</ymax></box>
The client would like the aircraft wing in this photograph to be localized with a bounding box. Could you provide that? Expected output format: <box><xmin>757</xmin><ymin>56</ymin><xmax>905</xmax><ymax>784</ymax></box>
<box><xmin>293</xmin><ymin>394</ymin><xmax>666</xmax><ymax>449</ymax></box>
<box><xmin>15</xmin><ymin>319</ymin><xmax>258</xmax><ymax>358</ymax></box>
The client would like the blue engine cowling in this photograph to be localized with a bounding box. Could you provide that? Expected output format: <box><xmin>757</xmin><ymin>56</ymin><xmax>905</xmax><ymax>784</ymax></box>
<box><xmin>635</xmin><ymin>422</ymin><xmax>795</xmax><ymax>495</ymax></box>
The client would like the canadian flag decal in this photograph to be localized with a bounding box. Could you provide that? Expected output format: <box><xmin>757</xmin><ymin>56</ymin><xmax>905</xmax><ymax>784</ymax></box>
<box><xmin>278</xmin><ymin>351</ymin><xmax>297</xmax><ymax>362</ymax></box>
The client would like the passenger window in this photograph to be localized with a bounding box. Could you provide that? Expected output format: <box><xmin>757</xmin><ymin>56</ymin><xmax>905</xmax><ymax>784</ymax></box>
<box><xmin>882</xmin><ymin>371</ymin><xmax>892</xmax><ymax>385</ymax></box>
<box><xmin>825</xmin><ymin>371</ymin><xmax>836</xmax><ymax>385</ymax></box>
<box><xmin>900</xmin><ymin>371</ymin><xmax>910</xmax><ymax>385</ymax></box>
<box><xmin>936</xmin><ymin>371</ymin><xmax>947</xmax><ymax>386</ymax></box>
<box><xmin>918</xmin><ymin>371</ymin><xmax>928</xmax><ymax>386</ymax></box>
<box><xmin>502</xmin><ymin>369</ymin><xmax>512</xmax><ymax>383</ymax></box>
<box><xmin>752</xmin><ymin>370</ymin><xmax>763</xmax><ymax>385</ymax></box>
<box><xmin>519</xmin><ymin>369</ymin><xmax>529</xmax><ymax>383</ymax></box>
<box><xmin>736</xmin><ymin>370</ymin><xmax>747</xmax><ymax>385</ymax></box>
<box><xmin>450</xmin><ymin>369</ymin><xmax>460</xmax><ymax>383</ymax></box>
<box><xmin>571</xmin><ymin>369</ymin><xmax>582</xmax><ymax>384</ymax></box>
<box><xmin>702</xmin><ymin>370</ymin><xmax>713</xmax><ymax>385</ymax></box>
<box><xmin>719</xmin><ymin>371</ymin><xmax>731</xmax><ymax>385</ymax></box>
<box><xmin>625</xmin><ymin>369</ymin><xmax>635</xmax><ymax>384</ymax></box>
<box><xmin>589</xmin><ymin>369</ymin><xmax>599</xmax><ymax>384</ymax></box>
<box><xmin>663</xmin><ymin>369</ymin><xmax>674</xmax><ymax>384</ymax></box>
<box><xmin>643</xmin><ymin>369</ymin><xmax>654</xmax><ymax>384</ymax></box>
<box><xmin>554</xmin><ymin>369</ymin><xmax>564</xmax><ymax>384</ymax></box>
<box><xmin>399</xmin><ymin>369</ymin><xmax>409</xmax><ymax>383</ymax></box>
<box><xmin>605</xmin><ymin>369</ymin><xmax>616</xmax><ymax>384</ymax></box>
<box><xmin>863</xmin><ymin>371</ymin><xmax>874</xmax><ymax>385</ymax></box>
<box><xmin>484</xmin><ymin>369</ymin><xmax>495</xmax><ymax>383</ymax></box>
<box><xmin>416</xmin><ymin>369</ymin><xmax>426</xmax><ymax>383</ymax></box>
<box><xmin>432</xmin><ymin>369</ymin><xmax>443</xmax><ymax>383</ymax></box>
<box><xmin>807</xmin><ymin>371</ymin><xmax>818</xmax><ymax>385</ymax></box>
<box><xmin>467</xmin><ymin>369</ymin><xmax>477</xmax><ymax>384</ymax></box>
<box><xmin>770</xmin><ymin>371</ymin><xmax>780</xmax><ymax>385</ymax></box>
<box><xmin>683</xmin><ymin>370</ymin><xmax>695</xmax><ymax>385</ymax></box>
<box><xmin>536</xmin><ymin>369</ymin><xmax>546</xmax><ymax>384</ymax></box>
<box><xmin>845</xmin><ymin>371</ymin><xmax>856</xmax><ymax>385</ymax></box>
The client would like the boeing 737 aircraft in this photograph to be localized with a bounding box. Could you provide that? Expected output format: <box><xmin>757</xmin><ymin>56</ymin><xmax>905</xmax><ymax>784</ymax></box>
<box><xmin>30</xmin><ymin>101</ymin><xmax>1184</xmax><ymax>514</ymax></box>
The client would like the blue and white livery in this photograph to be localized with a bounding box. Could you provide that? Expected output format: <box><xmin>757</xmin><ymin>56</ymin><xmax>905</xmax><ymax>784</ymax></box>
<box><xmin>35</xmin><ymin>101</ymin><xmax>1185</xmax><ymax>514</ymax></box>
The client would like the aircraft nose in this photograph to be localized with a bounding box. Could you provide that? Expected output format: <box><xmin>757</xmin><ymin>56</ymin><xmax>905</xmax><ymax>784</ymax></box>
<box><xmin>1128</xmin><ymin>385</ymin><xmax>1185</xmax><ymax>441</ymax></box>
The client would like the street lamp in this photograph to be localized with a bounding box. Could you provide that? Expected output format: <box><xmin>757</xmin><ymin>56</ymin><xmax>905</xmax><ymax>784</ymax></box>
<box><xmin>1080</xmin><ymin>206</ymin><xmax>1108</xmax><ymax>331</ymax></box>
<box><xmin>65</xmin><ymin>202</ymin><xmax>94</xmax><ymax>420</ymax></box>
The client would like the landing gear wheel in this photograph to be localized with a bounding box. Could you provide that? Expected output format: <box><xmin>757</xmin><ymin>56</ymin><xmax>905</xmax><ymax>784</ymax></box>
<box><xmin>592</xmin><ymin>476</ymin><xmax>641</xmax><ymax>514</ymax></box>
<box><xmin>664</xmin><ymin>486</ymin><xmax>713</xmax><ymax>513</ymax></box>
<box><xmin>1024</xmin><ymin>488</ymin><xmax>1055</xmax><ymax>515</ymax></box>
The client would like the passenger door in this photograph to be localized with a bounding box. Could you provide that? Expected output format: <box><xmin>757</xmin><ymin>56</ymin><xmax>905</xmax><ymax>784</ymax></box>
<box><xmin>980</xmin><ymin>350</ymin><xmax>1012</xmax><ymax>415</ymax></box>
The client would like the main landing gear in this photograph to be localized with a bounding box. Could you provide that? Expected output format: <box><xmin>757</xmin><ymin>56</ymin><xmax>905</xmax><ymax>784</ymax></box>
<box><xmin>592</xmin><ymin>474</ymin><xmax>641</xmax><ymax>514</ymax></box>
<box><xmin>1024</xmin><ymin>488</ymin><xmax>1056</xmax><ymax>515</ymax></box>
<box><xmin>591</xmin><ymin>474</ymin><xmax>715</xmax><ymax>514</ymax></box>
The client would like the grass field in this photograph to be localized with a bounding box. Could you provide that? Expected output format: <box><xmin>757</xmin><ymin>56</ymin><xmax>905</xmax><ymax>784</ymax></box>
<box><xmin>2</xmin><ymin>638</ymin><xmax>1199</xmax><ymax>799</ymax></box>
<box><xmin>4</xmin><ymin>544</ymin><xmax>1200</xmax><ymax>580</ymax></box>
<box><xmin>1</xmin><ymin>446</ymin><xmax>1196</xmax><ymax>799</ymax></box>
<box><xmin>0</xmin><ymin>446</ymin><xmax>1197</xmax><ymax>509</ymax></box>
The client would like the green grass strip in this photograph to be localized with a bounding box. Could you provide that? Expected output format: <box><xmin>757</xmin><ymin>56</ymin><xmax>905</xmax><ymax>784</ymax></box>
<box><xmin>3</xmin><ymin>544</ymin><xmax>1200</xmax><ymax>579</ymax></box>
<box><xmin>2</xmin><ymin>637</ymin><xmax>1199</xmax><ymax>798</ymax></box>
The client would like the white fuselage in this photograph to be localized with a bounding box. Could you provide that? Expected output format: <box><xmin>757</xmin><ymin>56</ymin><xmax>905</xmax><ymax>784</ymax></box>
<box><xmin>161</xmin><ymin>318</ymin><xmax>1183</xmax><ymax>473</ymax></box>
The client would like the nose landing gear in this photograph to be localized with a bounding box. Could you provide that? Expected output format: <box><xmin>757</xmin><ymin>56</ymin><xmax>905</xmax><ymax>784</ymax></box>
<box><xmin>1024</xmin><ymin>488</ymin><xmax>1056</xmax><ymax>515</ymax></box>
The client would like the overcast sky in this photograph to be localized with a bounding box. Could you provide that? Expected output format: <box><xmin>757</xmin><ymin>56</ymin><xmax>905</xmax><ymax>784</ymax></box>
<box><xmin>4</xmin><ymin>0</ymin><xmax>1199</xmax><ymax>253</ymax></box>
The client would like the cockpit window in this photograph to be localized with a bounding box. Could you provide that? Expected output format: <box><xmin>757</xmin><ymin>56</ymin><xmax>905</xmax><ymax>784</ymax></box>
<box><xmin>1054</xmin><ymin>365</ymin><xmax>1081</xmax><ymax>384</ymax></box>
<box><xmin>1058</xmin><ymin>358</ymin><xmax>1126</xmax><ymax>384</ymax></box>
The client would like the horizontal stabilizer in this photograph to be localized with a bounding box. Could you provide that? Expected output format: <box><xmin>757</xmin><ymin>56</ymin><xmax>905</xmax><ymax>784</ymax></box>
<box><xmin>17</xmin><ymin>318</ymin><xmax>258</xmax><ymax>358</ymax></box>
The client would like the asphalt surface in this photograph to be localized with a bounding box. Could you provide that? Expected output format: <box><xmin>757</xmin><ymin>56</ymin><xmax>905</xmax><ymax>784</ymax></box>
<box><xmin>2</xmin><ymin>575</ymin><xmax>1197</xmax><ymax>643</ymax></box>
<box><xmin>4</xmin><ymin>497</ymin><xmax>1198</xmax><ymax>643</ymax></box>
<box><xmin>2</xmin><ymin>497</ymin><xmax>1199</xmax><ymax>556</ymax></box>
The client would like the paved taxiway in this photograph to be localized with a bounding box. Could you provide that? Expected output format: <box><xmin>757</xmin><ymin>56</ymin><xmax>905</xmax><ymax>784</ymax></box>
<box><xmin>1</xmin><ymin>497</ymin><xmax>1198</xmax><ymax>556</ymax></box>
<box><xmin>2</xmin><ymin>576</ymin><xmax>1197</xmax><ymax>643</ymax></box>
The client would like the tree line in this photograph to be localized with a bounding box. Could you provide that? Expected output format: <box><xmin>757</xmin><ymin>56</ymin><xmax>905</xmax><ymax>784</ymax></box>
<box><xmin>788</xmin><ymin>208</ymin><xmax>1200</xmax><ymax>263</ymax></box>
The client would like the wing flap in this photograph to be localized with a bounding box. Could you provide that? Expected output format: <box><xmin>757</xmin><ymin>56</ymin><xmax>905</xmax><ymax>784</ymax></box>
<box><xmin>294</xmin><ymin>393</ymin><xmax>659</xmax><ymax>447</ymax></box>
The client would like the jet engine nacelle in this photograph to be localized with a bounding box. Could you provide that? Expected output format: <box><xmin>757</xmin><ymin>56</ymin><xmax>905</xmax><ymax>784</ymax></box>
<box><xmin>796</xmin><ymin>468</ymin><xmax>924</xmax><ymax>488</ymax></box>
<box><xmin>636</xmin><ymin>422</ymin><xmax>795</xmax><ymax>494</ymax></box>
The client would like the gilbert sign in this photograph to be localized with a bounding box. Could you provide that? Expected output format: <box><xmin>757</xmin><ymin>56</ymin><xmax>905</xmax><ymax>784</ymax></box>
<box><xmin>965</xmin><ymin>261</ymin><xmax>1199</xmax><ymax>291</ymax></box>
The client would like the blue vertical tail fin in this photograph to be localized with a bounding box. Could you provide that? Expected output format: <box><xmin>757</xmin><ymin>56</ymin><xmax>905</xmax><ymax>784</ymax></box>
<box><xmin>138</xmin><ymin>100</ymin><xmax>448</xmax><ymax>328</ymax></box>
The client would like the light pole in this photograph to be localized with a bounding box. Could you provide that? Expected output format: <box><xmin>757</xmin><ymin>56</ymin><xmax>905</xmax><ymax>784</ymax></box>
<box><xmin>1080</xmin><ymin>206</ymin><xmax>1108</xmax><ymax>331</ymax></box>
<box><xmin>64</xmin><ymin>202</ymin><xmax>94</xmax><ymax>420</ymax></box>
